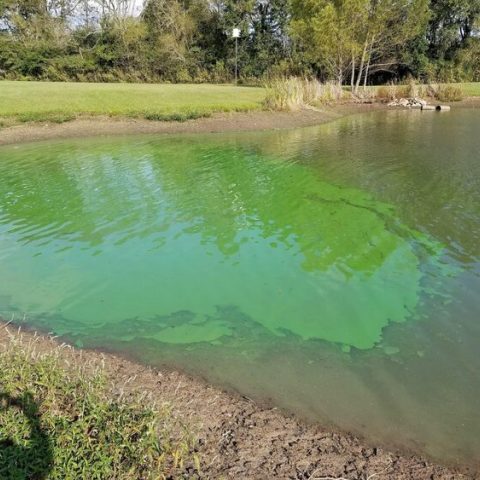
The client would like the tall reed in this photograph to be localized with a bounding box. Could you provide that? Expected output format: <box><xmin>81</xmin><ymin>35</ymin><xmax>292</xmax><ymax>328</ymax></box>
<box><xmin>263</xmin><ymin>78</ymin><xmax>345</xmax><ymax>111</ymax></box>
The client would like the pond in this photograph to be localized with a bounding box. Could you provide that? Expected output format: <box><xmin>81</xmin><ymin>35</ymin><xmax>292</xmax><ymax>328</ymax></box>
<box><xmin>0</xmin><ymin>109</ymin><xmax>479</xmax><ymax>467</ymax></box>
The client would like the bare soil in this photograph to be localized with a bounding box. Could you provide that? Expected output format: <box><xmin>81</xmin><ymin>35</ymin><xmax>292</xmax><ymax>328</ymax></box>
<box><xmin>0</xmin><ymin>324</ymin><xmax>476</xmax><ymax>480</ymax></box>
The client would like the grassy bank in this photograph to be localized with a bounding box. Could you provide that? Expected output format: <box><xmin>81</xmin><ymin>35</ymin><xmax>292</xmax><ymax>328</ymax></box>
<box><xmin>0</xmin><ymin>81</ymin><xmax>265</xmax><ymax>124</ymax></box>
<box><xmin>459</xmin><ymin>82</ymin><xmax>480</xmax><ymax>96</ymax></box>
<box><xmin>0</xmin><ymin>81</ymin><xmax>478</xmax><ymax>129</ymax></box>
<box><xmin>0</xmin><ymin>332</ymin><xmax>198</xmax><ymax>479</ymax></box>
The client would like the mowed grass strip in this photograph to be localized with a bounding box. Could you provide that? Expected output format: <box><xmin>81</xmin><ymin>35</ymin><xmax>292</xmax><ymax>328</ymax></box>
<box><xmin>0</xmin><ymin>81</ymin><xmax>265</xmax><ymax>123</ymax></box>
<box><xmin>459</xmin><ymin>82</ymin><xmax>480</xmax><ymax>96</ymax></box>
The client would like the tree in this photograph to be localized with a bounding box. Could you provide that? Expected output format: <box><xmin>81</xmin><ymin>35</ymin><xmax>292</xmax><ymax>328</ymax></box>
<box><xmin>290</xmin><ymin>0</ymin><xmax>430</xmax><ymax>90</ymax></box>
<box><xmin>290</xmin><ymin>0</ymin><xmax>366</xmax><ymax>85</ymax></box>
<box><xmin>352</xmin><ymin>0</ymin><xmax>430</xmax><ymax>91</ymax></box>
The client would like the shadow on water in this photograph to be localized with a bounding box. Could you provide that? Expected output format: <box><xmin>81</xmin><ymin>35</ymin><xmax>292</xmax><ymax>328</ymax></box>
<box><xmin>0</xmin><ymin>392</ymin><xmax>53</xmax><ymax>480</ymax></box>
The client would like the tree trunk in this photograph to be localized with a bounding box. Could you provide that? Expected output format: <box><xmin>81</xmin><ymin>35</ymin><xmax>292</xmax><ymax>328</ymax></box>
<box><xmin>350</xmin><ymin>53</ymin><xmax>355</xmax><ymax>91</ymax></box>
<box><xmin>355</xmin><ymin>37</ymin><xmax>369</xmax><ymax>94</ymax></box>
<box><xmin>363</xmin><ymin>37</ymin><xmax>375</xmax><ymax>89</ymax></box>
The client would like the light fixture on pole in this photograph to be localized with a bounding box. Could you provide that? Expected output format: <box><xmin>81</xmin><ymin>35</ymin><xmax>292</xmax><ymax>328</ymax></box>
<box><xmin>232</xmin><ymin>28</ymin><xmax>240</xmax><ymax>85</ymax></box>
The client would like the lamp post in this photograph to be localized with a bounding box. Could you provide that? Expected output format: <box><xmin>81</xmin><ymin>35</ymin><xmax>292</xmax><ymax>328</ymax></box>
<box><xmin>232</xmin><ymin>28</ymin><xmax>240</xmax><ymax>85</ymax></box>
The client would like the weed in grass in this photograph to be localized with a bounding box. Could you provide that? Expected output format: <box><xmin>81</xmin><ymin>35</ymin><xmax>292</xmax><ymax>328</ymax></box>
<box><xmin>0</xmin><ymin>334</ymin><xmax>199</xmax><ymax>479</ymax></box>
<box><xmin>16</xmin><ymin>112</ymin><xmax>77</xmax><ymax>124</ymax></box>
<box><xmin>143</xmin><ymin>111</ymin><xmax>211</xmax><ymax>122</ymax></box>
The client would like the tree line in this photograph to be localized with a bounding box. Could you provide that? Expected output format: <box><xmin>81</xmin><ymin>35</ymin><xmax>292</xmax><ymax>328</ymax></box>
<box><xmin>0</xmin><ymin>0</ymin><xmax>478</xmax><ymax>84</ymax></box>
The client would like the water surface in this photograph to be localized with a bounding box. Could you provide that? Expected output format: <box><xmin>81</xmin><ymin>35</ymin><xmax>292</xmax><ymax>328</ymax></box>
<box><xmin>1</xmin><ymin>109</ymin><xmax>479</xmax><ymax>466</ymax></box>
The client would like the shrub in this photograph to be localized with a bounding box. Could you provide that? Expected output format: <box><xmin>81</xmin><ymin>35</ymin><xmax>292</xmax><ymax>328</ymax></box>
<box><xmin>0</xmin><ymin>336</ymin><xmax>198</xmax><ymax>479</ymax></box>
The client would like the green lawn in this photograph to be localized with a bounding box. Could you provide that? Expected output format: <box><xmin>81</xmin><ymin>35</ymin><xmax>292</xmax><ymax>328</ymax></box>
<box><xmin>458</xmin><ymin>82</ymin><xmax>480</xmax><ymax>96</ymax></box>
<box><xmin>0</xmin><ymin>81</ymin><xmax>265</xmax><ymax>123</ymax></box>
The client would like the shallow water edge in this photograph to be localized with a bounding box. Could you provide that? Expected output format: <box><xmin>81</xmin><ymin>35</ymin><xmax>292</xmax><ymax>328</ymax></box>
<box><xmin>1</xmin><ymin>321</ymin><xmax>476</xmax><ymax>479</ymax></box>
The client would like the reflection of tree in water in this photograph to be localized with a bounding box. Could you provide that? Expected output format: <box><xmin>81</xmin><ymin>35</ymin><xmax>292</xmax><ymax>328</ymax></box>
<box><xmin>0</xmin><ymin>136</ymin><xmax>443</xmax><ymax>275</ymax></box>
<box><xmin>0</xmin><ymin>143</ymin><xmax>169</xmax><ymax>247</ymax></box>
<box><xmin>147</xmin><ymin>138</ymin><xmax>440</xmax><ymax>275</ymax></box>
<box><xmin>0</xmin><ymin>392</ymin><xmax>53</xmax><ymax>479</ymax></box>
<box><xmin>0</xmin><ymin>117</ymin><xmax>476</xmax><ymax>265</ymax></box>
<box><xmin>254</xmin><ymin>112</ymin><xmax>480</xmax><ymax>265</ymax></box>
<box><xmin>0</xmin><ymin>135</ymin><xmax>453</xmax><ymax>349</ymax></box>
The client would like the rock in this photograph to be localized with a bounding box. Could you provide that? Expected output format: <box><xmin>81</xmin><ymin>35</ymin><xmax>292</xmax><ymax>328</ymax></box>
<box><xmin>387</xmin><ymin>97</ymin><xmax>428</xmax><ymax>109</ymax></box>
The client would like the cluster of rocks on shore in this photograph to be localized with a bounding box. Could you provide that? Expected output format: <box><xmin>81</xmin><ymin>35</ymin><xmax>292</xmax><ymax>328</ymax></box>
<box><xmin>387</xmin><ymin>97</ymin><xmax>427</xmax><ymax>108</ymax></box>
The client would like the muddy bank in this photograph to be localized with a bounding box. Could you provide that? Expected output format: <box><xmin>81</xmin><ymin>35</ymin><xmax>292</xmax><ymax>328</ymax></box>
<box><xmin>0</xmin><ymin>104</ymin><xmax>387</xmax><ymax>146</ymax></box>
<box><xmin>0</xmin><ymin>323</ymin><xmax>476</xmax><ymax>479</ymax></box>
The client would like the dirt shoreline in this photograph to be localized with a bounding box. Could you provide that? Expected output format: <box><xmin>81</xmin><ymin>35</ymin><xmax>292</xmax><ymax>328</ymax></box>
<box><xmin>0</xmin><ymin>322</ymin><xmax>476</xmax><ymax>479</ymax></box>
<box><xmin>0</xmin><ymin>105</ymin><xmax>371</xmax><ymax>146</ymax></box>
<box><xmin>0</xmin><ymin>99</ymin><xmax>479</xmax><ymax>147</ymax></box>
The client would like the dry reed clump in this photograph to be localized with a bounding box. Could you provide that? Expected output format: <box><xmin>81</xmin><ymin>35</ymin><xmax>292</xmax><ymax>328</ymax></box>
<box><xmin>396</xmin><ymin>79</ymin><xmax>428</xmax><ymax>99</ymax></box>
<box><xmin>375</xmin><ymin>80</ymin><xmax>464</xmax><ymax>103</ymax></box>
<box><xmin>375</xmin><ymin>80</ymin><xmax>428</xmax><ymax>102</ymax></box>
<box><xmin>263</xmin><ymin>77</ymin><xmax>345</xmax><ymax>111</ymax></box>
<box><xmin>375</xmin><ymin>83</ymin><xmax>398</xmax><ymax>102</ymax></box>
<box><xmin>427</xmin><ymin>84</ymin><xmax>464</xmax><ymax>102</ymax></box>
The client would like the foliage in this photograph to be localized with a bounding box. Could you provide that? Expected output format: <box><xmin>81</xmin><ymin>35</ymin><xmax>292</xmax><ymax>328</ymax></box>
<box><xmin>290</xmin><ymin>0</ymin><xmax>430</xmax><ymax>90</ymax></box>
<box><xmin>0</xmin><ymin>336</ymin><xmax>198</xmax><ymax>479</ymax></box>
<box><xmin>0</xmin><ymin>0</ymin><xmax>478</xmax><ymax>85</ymax></box>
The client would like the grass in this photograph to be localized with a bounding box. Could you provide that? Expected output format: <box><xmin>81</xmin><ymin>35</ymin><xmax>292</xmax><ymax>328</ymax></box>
<box><xmin>0</xmin><ymin>332</ymin><xmax>198</xmax><ymax>479</ymax></box>
<box><xmin>0</xmin><ymin>81</ymin><xmax>265</xmax><ymax>124</ymax></box>
<box><xmin>458</xmin><ymin>82</ymin><xmax>480</xmax><ymax>97</ymax></box>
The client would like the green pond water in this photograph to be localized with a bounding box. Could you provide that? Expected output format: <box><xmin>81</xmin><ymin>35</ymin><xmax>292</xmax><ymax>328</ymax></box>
<box><xmin>1</xmin><ymin>109</ymin><xmax>479</xmax><ymax>467</ymax></box>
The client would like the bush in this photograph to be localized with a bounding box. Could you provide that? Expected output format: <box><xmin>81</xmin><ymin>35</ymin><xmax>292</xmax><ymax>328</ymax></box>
<box><xmin>0</xmin><ymin>337</ymin><xmax>198</xmax><ymax>479</ymax></box>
